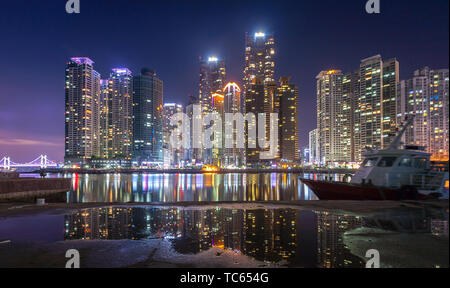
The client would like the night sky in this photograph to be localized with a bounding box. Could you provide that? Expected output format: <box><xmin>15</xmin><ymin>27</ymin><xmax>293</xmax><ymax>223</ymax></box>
<box><xmin>0</xmin><ymin>0</ymin><xmax>448</xmax><ymax>162</ymax></box>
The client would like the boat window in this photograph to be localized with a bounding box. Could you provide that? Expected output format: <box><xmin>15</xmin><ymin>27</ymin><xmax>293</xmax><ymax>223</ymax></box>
<box><xmin>362</xmin><ymin>157</ymin><xmax>378</xmax><ymax>167</ymax></box>
<box><xmin>399</xmin><ymin>157</ymin><xmax>413</xmax><ymax>167</ymax></box>
<box><xmin>377</xmin><ymin>157</ymin><xmax>397</xmax><ymax>167</ymax></box>
<box><xmin>414</xmin><ymin>158</ymin><xmax>428</xmax><ymax>169</ymax></box>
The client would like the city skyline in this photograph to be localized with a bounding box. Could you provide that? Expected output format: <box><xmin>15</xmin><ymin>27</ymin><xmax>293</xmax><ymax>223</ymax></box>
<box><xmin>1</xmin><ymin>0</ymin><xmax>449</xmax><ymax>162</ymax></box>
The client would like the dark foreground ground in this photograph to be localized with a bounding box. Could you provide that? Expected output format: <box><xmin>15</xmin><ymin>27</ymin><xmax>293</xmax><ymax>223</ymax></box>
<box><xmin>0</xmin><ymin>200</ymin><xmax>448</xmax><ymax>268</ymax></box>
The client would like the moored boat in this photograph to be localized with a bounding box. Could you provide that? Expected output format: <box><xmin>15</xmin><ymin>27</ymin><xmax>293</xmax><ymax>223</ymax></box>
<box><xmin>301</xmin><ymin>116</ymin><xmax>449</xmax><ymax>200</ymax></box>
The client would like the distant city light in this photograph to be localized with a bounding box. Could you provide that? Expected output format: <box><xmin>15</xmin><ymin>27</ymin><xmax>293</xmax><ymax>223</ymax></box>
<box><xmin>223</xmin><ymin>82</ymin><xmax>241</xmax><ymax>93</ymax></box>
<box><xmin>112</xmin><ymin>68</ymin><xmax>131</xmax><ymax>75</ymax></box>
<box><xmin>255</xmin><ymin>32</ymin><xmax>265</xmax><ymax>38</ymax></box>
<box><xmin>208</xmin><ymin>56</ymin><xmax>218</xmax><ymax>62</ymax></box>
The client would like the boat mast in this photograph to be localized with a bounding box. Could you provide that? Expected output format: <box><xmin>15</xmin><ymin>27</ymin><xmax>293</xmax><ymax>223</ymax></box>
<box><xmin>388</xmin><ymin>115</ymin><xmax>415</xmax><ymax>150</ymax></box>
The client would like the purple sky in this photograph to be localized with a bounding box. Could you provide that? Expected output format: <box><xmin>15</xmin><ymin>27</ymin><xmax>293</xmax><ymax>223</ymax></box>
<box><xmin>0</xmin><ymin>0</ymin><xmax>448</xmax><ymax>163</ymax></box>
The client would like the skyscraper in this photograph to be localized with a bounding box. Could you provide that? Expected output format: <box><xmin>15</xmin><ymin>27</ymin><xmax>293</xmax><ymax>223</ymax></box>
<box><xmin>381</xmin><ymin>58</ymin><xmax>400</xmax><ymax>148</ymax></box>
<box><xmin>99</xmin><ymin>79</ymin><xmax>111</xmax><ymax>159</ymax></box>
<box><xmin>277</xmin><ymin>77</ymin><xmax>299</xmax><ymax>162</ymax></box>
<box><xmin>243</xmin><ymin>32</ymin><xmax>276</xmax><ymax>166</ymax></box>
<box><xmin>243</xmin><ymin>32</ymin><xmax>275</xmax><ymax>90</ymax></box>
<box><xmin>316</xmin><ymin>70</ymin><xmax>350</xmax><ymax>164</ymax></box>
<box><xmin>163</xmin><ymin>103</ymin><xmax>183</xmax><ymax>168</ymax></box>
<box><xmin>184</xmin><ymin>95</ymin><xmax>203</xmax><ymax>165</ymax></box>
<box><xmin>223</xmin><ymin>82</ymin><xmax>244</xmax><ymax>167</ymax></box>
<box><xmin>354</xmin><ymin>55</ymin><xmax>399</xmax><ymax>160</ymax></box>
<box><xmin>64</xmin><ymin>57</ymin><xmax>100</xmax><ymax>165</ymax></box>
<box><xmin>398</xmin><ymin>67</ymin><xmax>449</xmax><ymax>161</ymax></box>
<box><xmin>108</xmin><ymin>68</ymin><xmax>133</xmax><ymax>159</ymax></box>
<box><xmin>132</xmin><ymin>68</ymin><xmax>164</xmax><ymax>165</ymax></box>
<box><xmin>308</xmin><ymin>129</ymin><xmax>319</xmax><ymax>164</ymax></box>
<box><xmin>198</xmin><ymin>56</ymin><xmax>226</xmax><ymax>164</ymax></box>
<box><xmin>199</xmin><ymin>56</ymin><xmax>226</xmax><ymax>115</ymax></box>
<box><xmin>244</xmin><ymin>77</ymin><xmax>266</xmax><ymax>166</ymax></box>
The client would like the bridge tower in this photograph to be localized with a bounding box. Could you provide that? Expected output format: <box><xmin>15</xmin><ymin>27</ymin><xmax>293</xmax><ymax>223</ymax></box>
<box><xmin>40</xmin><ymin>155</ymin><xmax>48</xmax><ymax>169</ymax></box>
<box><xmin>1</xmin><ymin>157</ymin><xmax>11</xmax><ymax>170</ymax></box>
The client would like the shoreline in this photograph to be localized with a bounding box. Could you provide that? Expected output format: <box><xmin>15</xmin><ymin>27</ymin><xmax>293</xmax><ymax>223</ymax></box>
<box><xmin>23</xmin><ymin>167</ymin><xmax>356</xmax><ymax>175</ymax></box>
<box><xmin>1</xmin><ymin>199</ymin><xmax>447</xmax><ymax>218</ymax></box>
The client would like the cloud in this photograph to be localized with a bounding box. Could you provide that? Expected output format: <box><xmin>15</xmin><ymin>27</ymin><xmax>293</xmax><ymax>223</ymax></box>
<box><xmin>0</xmin><ymin>138</ymin><xmax>62</xmax><ymax>146</ymax></box>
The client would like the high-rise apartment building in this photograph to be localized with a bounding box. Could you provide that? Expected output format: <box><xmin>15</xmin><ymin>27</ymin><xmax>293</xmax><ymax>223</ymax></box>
<box><xmin>244</xmin><ymin>77</ymin><xmax>266</xmax><ymax>166</ymax></box>
<box><xmin>163</xmin><ymin>103</ymin><xmax>183</xmax><ymax>168</ymax></box>
<box><xmin>132</xmin><ymin>68</ymin><xmax>164</xmax><ymax>165</ymax></box>
<box><xmin>199</xmin><ymin>56</ymin><xmax>226</xmax><ymax>114</ymax></box>
<box><xmin>223</xmin><ymin>82</ymin><xmax>244</xmax><ymax>167</ymax></box>
<box><xmin>398</xmin><ymin>67</ymin><xmax>449</xmax><ymax>161</ymax></box>
<box><xmin>277</xmin><ymin>77</ymin><xmax>299</xmax><ymax>162</ymax></box>
<box><xmin>243</xmin><ymin>32</ymin><xmax>275</xmax><ymax>90</ymax></box>
<box><xmin>308</xmin><ymin>129</ymin><xmax>319</xmax><ymax>164</ymax></box>
<box><xmin>316</xmin><ymin>70</ymin><xmax>351</xmax><ymax>164</ymax></box>
<box><xmin>354</xmin><ymin>55</ymin><xmax>399</xmax><ymax>160</ymax></box>
<box><xmin>64</xmin><ymin>57</ymin><xmax>100</xmax><ymax>165</ymax></box>
<box><xmin>243</xmin><ymin>32</ymin><xmax>276</xmax><ymax>166</ymax></box>
<box><xmin>198</xmin><ymin>56</ymin><xmax>226</xmax><ymax>164</ymax></box>
<box><xmin>99</xmin><ymin>79</ymin><xmax>111</xmax><ymax>158</ymax></box>
<box><xmin>108</xmin><ymin>68</ymin><xmax>133</xmax><ymax>159</ymax></box>
<box><xmin>381</xmin><ymin>58</ymin><xmax>400</xmax><ymax>148</ymax></box>
<box><xmin>343</xmin><ymin>72</ymin><xmax>359</xmax><ymax>162</ymax></box>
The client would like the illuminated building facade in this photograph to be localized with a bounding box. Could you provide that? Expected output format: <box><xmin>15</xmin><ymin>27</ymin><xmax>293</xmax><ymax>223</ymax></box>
<box><xmin>199</xmin><ymin>56</ymin><xmax>226</xmax><ymax>164</ymax></box>
<box><xmin>185</xmin><ymin>102</ymin><xmax>203</xmax><ymax>165</ymax></box>
<box><xmin>243</xmin><ymin>32</ymin><xmax>276</xmax><ymax>167</ymax></box>
<box><xmin>308</xmin><ymin>129</ymin><xmax>319</xmax><ymax>164</ymax></box>
<box><xmin>354</xmin><ymin>55</ymin><xmax>399</xmax><ymax>160</ymax></box>
<box><xmin>132</xmin><ymin>68</ymin><xmax>164</xmax><ymax>165</ymax></box>
<box><xmin>108</xmin><ymin>68</ymin><xmax>133</xmax><ymax>159</ymax></box>
<box><xmin>223</xmin><ymin>82</ymin><xmax>244</xmax><ymax>167</ymax></box>
<box><xmin>64</xmin><ymin>57</ymin><xmax>101</xmax><ymax>165</ymax></box>
<box><xmin>163</xmin><ymin>103</ymin><xmax>184</xmax><ymax>168</ymax></box>
<box><xmin>316</xmin><ymin>70</ymin><xmax>351</xmax><ymax>164</ymax></box>
<box><xmin>381</xmin><ymin>58</ymin><xmax>400</xmax><ymax>149</ymax></box>
<box><xmin>199</xmin><ymin>56</ymin><xmax>226</xmax><ymax>114</ymax></box>
<box><xmin>244</xmin><ymin>77</ymin><xmax>266</xmax><ymax>166</ymax></box>
<box><xmin>397</xmin><ymin>67</ymin><xmax>449</xmax><ymax>161</ymax></box>
<box><xmin>99</xmin><ymin>79</ymin><xmax>111</xmax><ymax>158</ymax></box>
<box><xmin>277</xmin><ymin>77</ymin><xmax>299</xmax><ymax>162</ymax></box>
<box><xmin>243</xmin><ymin>31</ymin><xmax>275</xmax><ymax>90</ymax></box>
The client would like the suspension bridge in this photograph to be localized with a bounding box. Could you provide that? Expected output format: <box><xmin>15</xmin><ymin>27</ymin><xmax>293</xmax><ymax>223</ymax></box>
<box><xmin>0</xmin><ymin>155</ymin><xmax>59</xmax><ymax>170</ymax></box>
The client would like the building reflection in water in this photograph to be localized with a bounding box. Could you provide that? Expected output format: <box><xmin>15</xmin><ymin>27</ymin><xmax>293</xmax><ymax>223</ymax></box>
<box><xmin>65</xmin><ymin>173</ymin><xmax>326</xmax><ymax>203</ymax></box>
<box><xmin>64</xmin><ymin>207</ymin><xmax>372</xmax><ymax>267</ymax></box>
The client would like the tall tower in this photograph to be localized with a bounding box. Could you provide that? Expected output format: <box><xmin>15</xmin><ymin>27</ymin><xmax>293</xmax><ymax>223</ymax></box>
<box><xmin>381</xmin><ymin>58</ymin><xmax>400</xmax><ymax>148</ymax></box>
<box><xmin>354</xmin><ymin>55</ymin><xmax>399</xmax><ymax>160</ymax></box>
<box><xmin>64</xmin><ymin>57</ymin><xmax>100</xmax><ymax>165</ymax></box>
<box><xmin>243</xmin><ymin>32</ymin><xmax>275</xmax><ymax>90</ymax></box>
<box><xmin>243</xmin><ymin>32</ymin><xmax>276</xmax><ymax>166</ymax></box>
<box><xmin>398</xmin><ymin>67</ymin><xmax>449</xmax><ymax>161</ymax></box>
<box><xmin>316</xmin><ymin>70</ymin><xmax>349</xmax><ymax>164</ymax></box>
<box><xmin>223</xmin><ymin>82</ymin><xmax>243</xmax><ymax>167</ymax></box>
<box><xmin>108</xmin><ymin>68</ymin><xmax>133</xmax><ymax>159</ymax></box>
<box><xmin>99</xmin><ymin>79</ymin><xmax>111</xmax><ymax>158</ymax></box>
<box><xmin>162</xmin><ymin>103</ymin><xmax>184</xmax><ymax>168</ymax></box>
<box><xmin>132</xmin><ymin>68</ymin><xmax>164</xmax><ymax>165</ymax></box>
<box><xmin>199</xmin><ymin>56</ymin><xmax>226</xmax><ymax>114</ymax></box>
<box><xmin>358</xmin><ymin>55</ymin><xmax>383</xmax><ymax>155</ymax></box>
<box><xmin>277</xmin><ymin>77</ymin><xmax>299</xmax><ymax>162</ymax></box>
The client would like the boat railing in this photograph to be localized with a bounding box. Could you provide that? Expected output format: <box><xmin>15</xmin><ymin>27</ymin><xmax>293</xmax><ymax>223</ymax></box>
<box><xmin>409</xmin><ymin>171</ymin><xmax>446</xmax><ymax>190</ymax></box>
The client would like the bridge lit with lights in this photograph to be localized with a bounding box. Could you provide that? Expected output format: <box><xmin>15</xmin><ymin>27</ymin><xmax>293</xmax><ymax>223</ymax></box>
<box><xmin>0</xmin><ymin>155</ymin><xmax>59</xmax><ymax>170</ymax></box>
